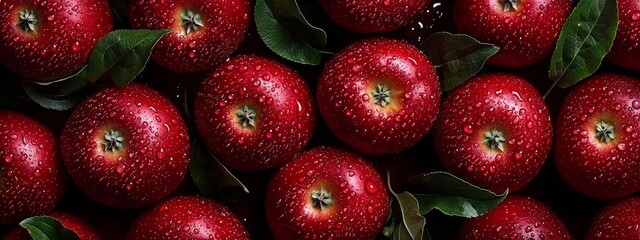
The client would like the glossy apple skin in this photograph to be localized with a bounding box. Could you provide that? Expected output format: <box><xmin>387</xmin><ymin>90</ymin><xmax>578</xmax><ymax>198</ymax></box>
<box><xmin>434</xmin><ymin>73</ymin><xmax>553</xmax><ymax>194</ymax></box>
<box><xmin>318</xmin><ymin>0</ymin><xmax>430</xmax><ymax>33</ymax></box>
<box><xmin>0</xmin><ymin>0</ymin><xmax>113</xmax><ymax>81</ymax></box>
<box><xmin>458</xmin><ymin>196</ymin><xmax>572</xmax><ymax>240</ymax></box>
<box><xmin>317</xmin><ymin>38</ymin><xmax>440</xmax><ymax>155</ymax></box>
<box><xmin>586</xmin><ymin>197</ymin><xmax>640</xmax><ymax>240</ymax></box>
<box><xmin>126</xmin><ymin>196</ymin><xmax>250</xmax><ymax>240</ymax></box>
<box><xmin>454</xmin><ymin>0</ymin><xmax>571</xmax><ymax>68</ymax></box>
<box><xmin>60</xmin><ymin>83</ymin><xmax>190</xmax><ymax>208</ymax></box>
<box><xmin>195</xmin><ymin>55</ymin><xmax>316</xmax><ymax>172</ymax></box>
<box><xmin>555</xmin><ymin>74</ymin><xmax>640</xmax><ymax>200</ymax></box>
<box><xmin>607</xmin><ymin>0</ymin><xmax>640</xmax><ymax>71</ymax></box>
<box><xmin>0</xmin><ymin>110</ymin><xmax>65</xmax><ymax>224</ymax></box>
<box><xmin>130</xmin><ymin>0</ymin><xmax>250</xmax><ymax>73</ymax></box>
<box><xmin>265</xmin><ymin>147</ymin><xmax>389</xmax><ymax>240</ymax></box>
<box><xmin>2</xmin><ymin>212</ymin><xmax>101</xmax><ymax>240</ymax></box>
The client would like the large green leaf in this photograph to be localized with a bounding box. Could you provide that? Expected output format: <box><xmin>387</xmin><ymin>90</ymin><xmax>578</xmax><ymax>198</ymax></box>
<box><xmin>19</xmin><ymin>216</ymin><xmax>80</xmax><ymax>240</ymax></box>
<box><xmin>87</xmin><ymin>29</ymin><xmax>171</xmax><ymax>86</ymax></box>
<box><xmin>548</xmin><ymin>0</ymin><xmax>618</xmax><ymax>89</ymax></box>
<box><xmin>419</xmin><ymin>32</ymin><xmax>499</xmax><ymax>92</ymax></box>
<box><xmin>254</xmin><ymin>0</ymin><xmax>327</xmax><ymax>65</ymax></box>
<box><xmin>190</xmin><ymin>138</ymin><xmax>249</xmax><ymax>196</ymax></box>
<box><xmin>388</xmin><ymin>173</ymin><xmax>426</xmax><ymax>240</ymax></box>
<box><xmin>407</xmin><ymin>172</ymin><xmax>507</xmax><ymax>218</ymax></box>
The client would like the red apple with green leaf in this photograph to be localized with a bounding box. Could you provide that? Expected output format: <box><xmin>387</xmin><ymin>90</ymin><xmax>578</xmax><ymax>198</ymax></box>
<box><xmin>0</xmin><ymin>0</ymin><xmax>114</xmax><ymax>81</ymax></box>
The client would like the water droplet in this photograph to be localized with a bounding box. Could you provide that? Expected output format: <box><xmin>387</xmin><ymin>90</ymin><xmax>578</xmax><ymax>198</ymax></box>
<box><xmin>632</xmin><ymin>10</ymin><xmax>640</xmax><ymax>21</ymax></box>
<box><xmin>463</xmin><ymin>125</ymin><xmax>473</xmax><ymax>134</ymax></box>
<box><xmin>365</xmin><ymin>180</ymin><xmax>378</xmax><ymax>194</ymax></box>
<box><xmin>116</xmin><ymin>164</ymin><xmax>125</xmax><ymax>174</ymax></box>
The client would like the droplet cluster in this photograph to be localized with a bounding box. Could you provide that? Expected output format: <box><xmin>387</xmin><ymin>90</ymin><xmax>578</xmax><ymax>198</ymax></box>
<box><xmin>434</xmin><ymin>73</ymin><xmax>553</xmax><ymax>193</ymax></box>
<box><xmin>195</xmin><ymin>55</ymin><xmax>316</xmax><ymax>172</ymax></box>
<box><xmin>318</xmin><ymin>0</ymin><xmax>430</xmax><ymax>33</ymax></box>
<box><xmin>0</xmin><ymin>110</ymin><xmax>65</xmax><ymax>224</ymax></box>
<box><xmin>60</xmin><ymin>83</ymin><xmax>191</xmax><ymax>208</ymax></box>
<box><xmin>458</xmin><ymin>196</ymin><xmax>571</xmax><ymax>240</ymax></box>
<box><xmin>317</xmin><ymin>38</ymin><xmax>441</xmax><ymax>155</ymax></box>
<box><xmin>585</xmin><ymin>197</ymin><xmax>640</xmax><ymax>239</ymax></box>
<box><xmin>127</xmin><ymin>196</ymin><xmax>250</xmax><ymax>239</ymax></box>
<box><xmin>265</xmin><ymin>147</ymin><xmax>389</xmax><ymax>240</ymax></box>
<box><xmin>130</xmin><ymin>0</ymin><xmax>250</xmax><ymax>72</ymax></box>
<box><xmin>607</xmin><ymin>0</ymin><xmax>640</xmax><ymax>70</ymax></box>
<box><xmin>555</xmin><ymin>74</ymin><xmax>640</xmax><ymax>200</ymax></box>
<box><xmin>454</xmin><ymin>0</ymin><xmax>572</xmax><ymax>67</ymax></box>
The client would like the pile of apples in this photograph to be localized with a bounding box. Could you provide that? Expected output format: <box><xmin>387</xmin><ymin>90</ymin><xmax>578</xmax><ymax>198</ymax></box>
<box><xmin>1</xmin><ymin>0</ymin><xmax>640</xmax><ymax>239</ymax></box>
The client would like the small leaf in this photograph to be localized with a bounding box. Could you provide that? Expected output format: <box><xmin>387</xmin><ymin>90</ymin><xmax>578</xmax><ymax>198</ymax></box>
<box><xmin>388</xmin><ymin>173</ymin><xmax>425</xmax><ymax>240</ymax></box>
<box><xmin>548</xmin><ymin>0</ymin><xmax>618</xmax><ymax>88</ymax></box>
<box><xmin>190</xmin><ymin>138</ymin><xmax>250</xmax><ymax>196</ymax></box>
<box><xmin>419</xmin><ymin>32</ymin><xmax>499</xmax><ymax>92</ymax></box>
<box><xmin>21</xmin><ymin>81</ymin><xmax>83</xmax><ymax>111</ymax></box>
<box><xmin>407</xmin><ymin>171</ymin><xmax>508</xmax><ymax>218</ymax></box>
<box><xmin>254</xmin><ymin>0</ymin><xmax>327</xmax><ymax>65</ymax></box>
<box><xmin>87</xmin><ymin>29</ymin><xmax>171</xmax><ymax>86</ymax></box>
<box><xmin>19</xmin><ymin>216</ymin><xmax>80</xmax><ymax>240</ymax></box>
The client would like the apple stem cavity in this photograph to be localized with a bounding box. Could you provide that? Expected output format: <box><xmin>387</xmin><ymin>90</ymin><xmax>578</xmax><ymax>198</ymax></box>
<box><xmin>236</xmin><ymin>105</ymin><xmax>256</xmax><ymax>128</ymax></box>
<box><xmin>102</xmin><ymin>130</ymin><xmax>125</xmax><ymax>153</ymax></box>
<box><xmin>500</xmin><ymin>0</ymin><xmax>519</xmax><ymax>12</ymax></box>
<box><xmin>483</xmin><ymin>129</ymin><xmax>506</xmax><ymax>152</ymax></box>
<box><xmin>181</xmin><ymin>10</ymin><xmax>204</xmax><ymax>35</ymax></box>
<box><xmin>595</xmin><ymin>121</ymin><xmax>615</xmax><ymax>143</ymax></box>
<box><xmin>371</xmin><ymin>85</ymin><xmax>392</xmax><ymax>107</ymax></box>
<box><xmin>311</xmin><ymin>188</ymin><xmax>333</xmax><ymax>210</ymax></box>
<box><xmin>17</xmin><ymin>9</ymin><xmax>38</xmax><ymax>33</ymax></box>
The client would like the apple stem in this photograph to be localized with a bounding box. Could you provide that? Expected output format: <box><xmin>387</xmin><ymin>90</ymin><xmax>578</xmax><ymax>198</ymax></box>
<box><xmin>235</xmin><ymin>105</ymin><xmax>256</xmax><ymax>128</ymax></box>
<box><xmin>483</xmin><ymin>129</ymin><xmax>506</xmax><ymax>152</ymax></box>
<box><xmin>102</xmin><ymin>130</ymin><xmax>125</xmax><ymax>153</ymax></box>
<box><xmin>181</xmin><ymin>10</ymin><xmax>204</xmax><ymax>35</ymax></box>
<box><xmin>17</xmin><ymin>9</ymin><xmax>38</xmax><ymax>33</ymax></box>
<box><xmin>500</xmin><ymin>0</ymin><xmax>519</xmax><ymax>12</ymax></box>
<box><xmin>311</xmin><ymin>188</ymin><xmax>333</xmax><ymax>210</ymax></box>
<box><xmin>371</xmin><ymin>85</ymin><xmax>392</xmax><ymax>107</ymax></box>
<box><xmin>595</xmin><ymin>121</ymin><xmax>615</xmax><ymax>143</ymax></box>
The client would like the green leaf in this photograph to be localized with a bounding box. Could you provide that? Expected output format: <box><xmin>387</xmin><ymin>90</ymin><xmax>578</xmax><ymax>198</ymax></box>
<box><xmin>29</xmin><ymin>66</ymin><xmax>90</xmax><ymax>98</ymax></box>
<box><xmin>548</xmin><ymin>0</ymin><xmax>618</xmax><ymax>89</ymax></box>
<box><xmin>87</xmin><ymin>29</ymin><xmax>171</xmax><ymax>86</ymax></box>
<box><xmin>20</xmin><ymin>81</ymin><xmax>83</xmax><ymax>111</ymax></box>
<box><xmin>407</xmin><ymin>172</ymin><xmax>508</xmax><ymax>218</ymax></box>
<box><xmin>254</xmin><ymin>0</ymin><xmax>327</xmax><ymax>65</ymax></box>
<box><xmin>388</xmin><ymin>173</ymin><xmax>425</xmax><ymax>240</ymax></box>
<box><xmin>19</xmin><ymin>216</ymin><xmax>80</xmax><ymax>240</ymax></box>
<box><xmin>419</xmin><ymin>32</ymin><xmax>499</xmax><ymax>92</ymax></box>
<box><xmin>382</xmin><ymin>198</ymin><xmax>396</xmax><ymax>239</ymax></box>
<box><xmin>190</xmin><ymin>138</ymin><xmax>249</xmax><ymax>197</ymax></box>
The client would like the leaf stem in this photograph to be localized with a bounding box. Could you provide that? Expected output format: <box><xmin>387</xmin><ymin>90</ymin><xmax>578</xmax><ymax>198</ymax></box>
<box><xmin>542</xmin><ymin>77</ymin><xmax>561</xmax><ymax>100</ymax></box>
